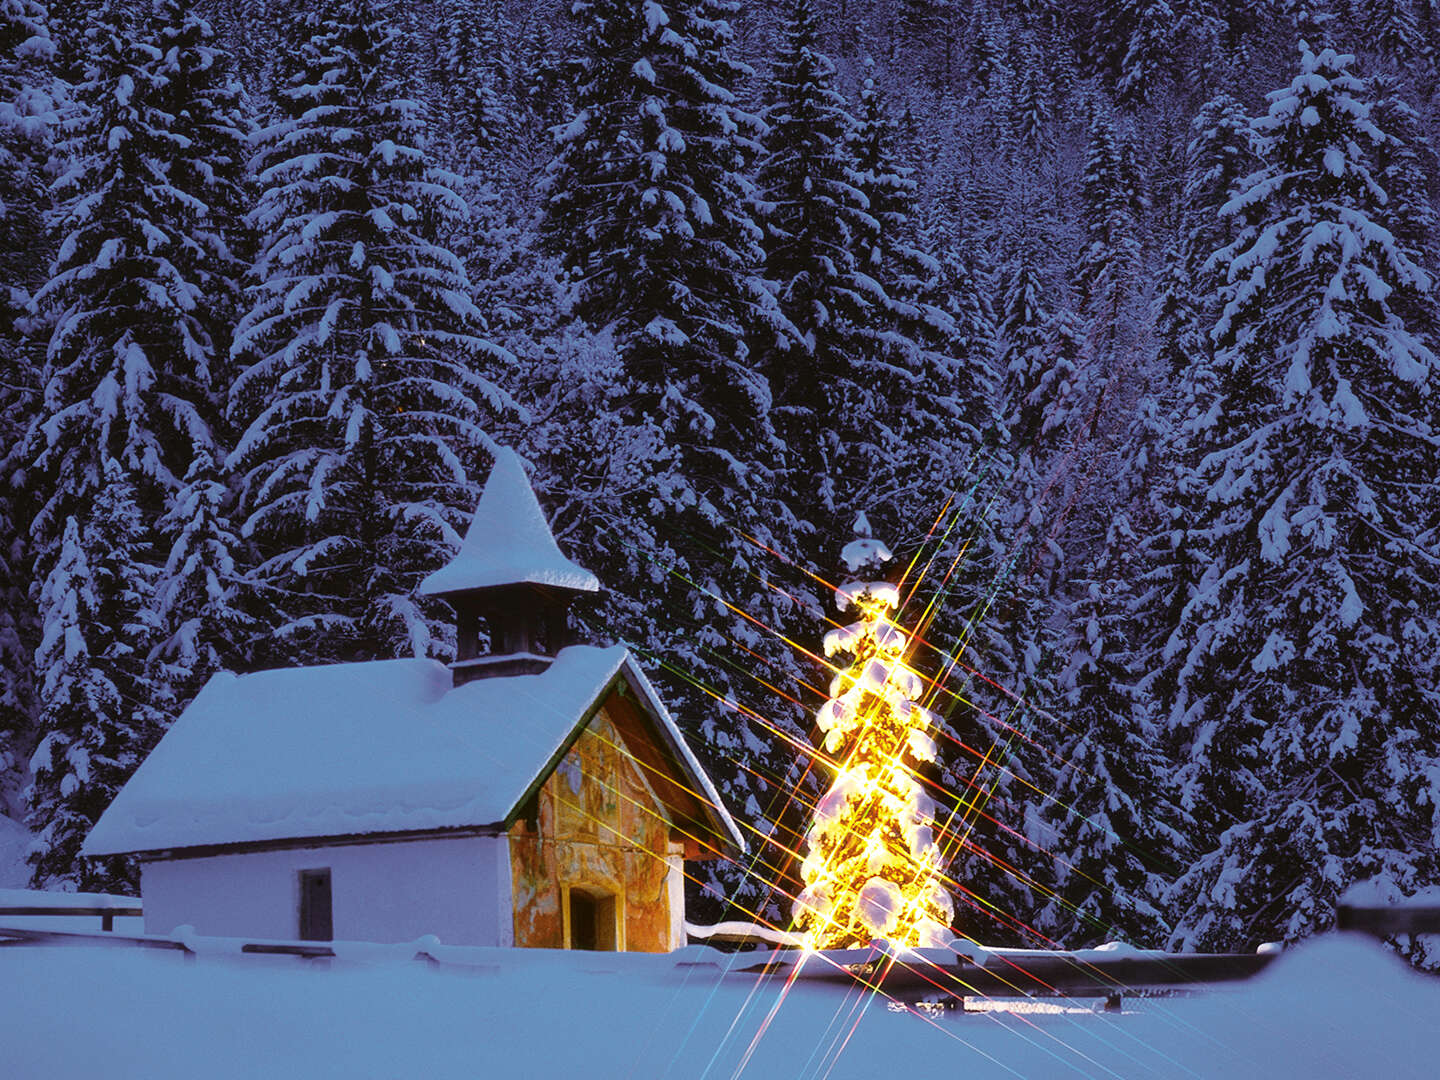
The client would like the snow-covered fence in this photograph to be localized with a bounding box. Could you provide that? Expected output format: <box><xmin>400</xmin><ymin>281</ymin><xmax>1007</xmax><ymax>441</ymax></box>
<box><xmin>1337</xmin><ymin>900</ymin><xmax>1440</xmax><ymax>938</ymax></box>
<box><xmin>0</xmin><ymin>888</ymin><xmax>142</xmax><ymax>932</ymax></box>
<box><xmin>727</xmin><ymin>942</ymin><xmax>1278</xmax><ymax>1006</ymax></box>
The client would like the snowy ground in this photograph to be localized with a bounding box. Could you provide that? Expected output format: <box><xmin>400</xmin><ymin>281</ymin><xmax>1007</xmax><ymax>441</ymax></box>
<box><xmin>0</xmin><ymin>933</ymin><xmax>1436</xmax><ymax>1079</ymax></box>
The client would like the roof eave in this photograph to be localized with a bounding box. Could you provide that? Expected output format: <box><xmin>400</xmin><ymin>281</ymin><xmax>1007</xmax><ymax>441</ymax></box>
<box><xmin>614</xmin><ymin>656</ymin><xmax>749</xmax><ymax>859</ymax></box>
<box><xmin>417</xmin><ymin>575</ymin><xmax>602</xmax><ymax>601</ymax></box>
<box><xmin>81</xmin><ymin>822</ymin><xmax>512</xmax><ymax>862</ymax></box>
<box><xmin>497</xmin><ymin>651</ymin><xmax>747</xmax><ymax>859</ymax></box>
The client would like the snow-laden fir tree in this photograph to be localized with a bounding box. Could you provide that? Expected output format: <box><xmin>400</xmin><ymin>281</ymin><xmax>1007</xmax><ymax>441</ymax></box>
<box><xmin>30</xmin><ymin>0</ymin><xmax>221</xmax><ymax>534</ymax></box>
<box><xmin>1114</xmin><ymin>0</ymin><xmax>1176</xmax><ymax>108</ymax></box>
<box><xmin>27</xmin><ymin>462</ymin><xmax>161</xmax><ymax>892</ymax></box>
<box><xmin>433</xmin><ymin>0</ymin><xmax>513</xmax><ymax>171</ymax></box>
<box><xmin>1037</xmin><ymin>439</ymin><xmax>1191</xmax><ymax>948</ymax></box>
<box><xmin>147</xmin><ymin>0</ymin><xmax>251</xmax><ymax>683</ymax></box>
<box><xmin>0</xmin><ymin>0</ymin><xmax>52</xmax><ymax>337</ymax></box>
<box><xmin>231</xmin><ymin>0</ymin><xmax>517</xmax><ymax>667</ymax></box>
<box><xmin>149</xmin><ymin>0</ymin><xmax>250</xmax><ymax>349</ymax></box>
<box><xmin>755</xmin><ymin>0</ymin><xmax>886</xmax><ymax>551</ymax></box>
<box><xmin>1153</xmin><ymin>92</ymin><xmax>1252</xmax><ymax>380</ymax></box>
<box><xmin>544</xmin><ymin>0</ymin><xmax>787</xmax><ymax>358</ymax></box>
<box><xmin>28</xmin><ymin>0</ymin><xmax>248</xmax><ymax>753</ymax></box>
<box><xmin>1115</xmin><ymin>0</ymin><xmax>1223</xmax><ymax>108</ymax></box>
<box><xmin>844</xmin><ymin>61</ymin><xmax>1001</xmax><ymax>537</ymax></box>
<box><xmin>795</xmin><ymin>518</ymin><xmax>953</xmax><ymax>950</ymax></box>
<box><xmin>997</xmin><ymin>235</ymin><xmax>1050</xmax><ymax>380</ymax></box>
<box><xmin>1160</xmin><ymin>44</ymin><xmax>1440</xmax><ymax>952</ymax></box>
<box><xmin>514</xmin><ymin>5</ymin><xmax>566</xmax><ymax>128</ymax></box>
<box><xmin>207</xmin><ymin>0</ymin><xmax>282</xmax><ymax>99</ymax></box>
<box><xmin>1363</xmin><ymin>0</ymin><xmax>1426</xmax><ymax>69</ymax></box>
<box><xmin>968</xmin><ymin>5</ymin><xmax>1010</xmax><ymax>96</ymax></box>
<box><xmin>543</xmin><ymin>0</ymin><xmax>819</xmax><ymax>924</ymax></box>
<box><xmin>848</xmin><ymin>70</ymin><xmax>1048</xmax><ymax>944</ymax></box>
<box><xmin>1008</xmin><ymin>39</ymin><xmax>1051</xmax><ymax>156</ymax></box>
<box><xmin>151</xmin><ymin>448</ymin><xmax>250</xmax><ymax>709</ymax></box>
<box><xmin>1135</xmin><ymin>92</ymin><xmax>1256</xmax><ymax>741</ymax></box>
<box><xmin>1075</xmin><ymin>105</ymin><xmax>1142</xmax><ymax>324</ymax></box>
<box><xmin>1367</xmin><ymin>78</ymin><xmax>1439</xmax><ymax>264</ymax></box>
<box><xmin>0</xmin><ymin>0</ymin><xmax>55</xmax><ymax>794</ymax></box>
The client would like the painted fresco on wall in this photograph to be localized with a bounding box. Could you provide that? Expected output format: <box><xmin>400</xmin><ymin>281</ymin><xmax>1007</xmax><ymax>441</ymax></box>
<box><xmin>510</xmin><ymin>704</ymin><xmax>682</xmax><ymax>951</ymax></box>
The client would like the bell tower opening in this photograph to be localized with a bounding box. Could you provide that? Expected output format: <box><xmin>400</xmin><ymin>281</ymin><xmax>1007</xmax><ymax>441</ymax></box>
<box><xmin>418</xmin><ymin>448</ymin><xmax>601</xmax><ymax>685</ymax></box>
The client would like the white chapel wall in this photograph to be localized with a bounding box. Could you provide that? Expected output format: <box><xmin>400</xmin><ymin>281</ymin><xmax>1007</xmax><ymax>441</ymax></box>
<box><xmin>141</xmin><ymin>834</ymin><xmax>514</xmax><ymax>945</ymax></box>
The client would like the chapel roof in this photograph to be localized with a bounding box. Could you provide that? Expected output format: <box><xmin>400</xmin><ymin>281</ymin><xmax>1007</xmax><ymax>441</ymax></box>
<box><xmin>83</xmin><ymin>645</ymin><xmax>743</xmax><ymax>859</ymax></box>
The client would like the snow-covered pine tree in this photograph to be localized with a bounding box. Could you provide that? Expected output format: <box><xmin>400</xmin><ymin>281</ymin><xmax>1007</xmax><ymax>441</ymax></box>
<box><xmin>1114</xmin><ymin>0</ymin><xmax>1176</xmax><ymax>107</ymax></box>
<box><xmin>0</xmin><ymin>0</ymin><xmax>52</xmax><ymax>338</ymax></box>
<box><xmin>30</xmin><ymin>0</ymin><xmax>234</xmax><ymax>543</ymax></box>
<box><xmin>1412</xmin><ymin>0</ymin><xmax>1440</xmax><ymax>91</ymax></box>
<box><xmin>1153</xmin><ymin>92</ymin><xmax>1252</xmax><ymax>380</ymax></box>
<box><xmin>150</xmin><ymin>0</ymin><xmax>250</xmax><ymax>350</ymax></box>
<box><xmin>845</xmin><ymin>61</ymin><xmax>999</xmax><ymax>531</ymax></box>
<box><xmin>28</xmin><ymin>0</ymin><xmax>249</xmax><ymax>757</ymax></box>
<box><xmin>1116</xmin><ymin>0</ymin><xmax>1223</xmax><ymax>108</ymax></box>
<box><xmin>755</xmin><ymin>0</ymin><xmax>880</xmax><ymax>551</ymax></box>
<box><xmin>997</xmin><ymin>237</ymin><xmax>1050</xmax><ymax>380</ymax></box>
<box><xmin>795</xmin><ymin>519</ymin><xmax>953</xmax><ymax>949</ymax></box>
<box><xmin>1008</xmin><ymin>38</ymin><xmax>1051</xmax><ymax>156</ymax></box>
<box><xmin>1075</xmin><ymin>104</ymin><xmax>1143</xmax><ymax>325</ymax></box>
<box><xmin>231</xmin><ymin>0</ymin><xmax>517</xmax><ymax>667</ymax></box>
<box><xmin>543</xmin><ymin>0</ymin><xmax>821</xmax><ymax>924</ymax></box>
<box><xmin>544</xmin><ymin>0</ymin><xmax>786</xmax><ymax>362</ymax></box>
<box><xmin>145</xmin><ymin>0</ymin><xmax>251</xmax><ymax>690</ymax></box>
<box><xmin>27</xmin><ymin>462</ymin><xmax>161</xmax><ymax>892</ymax></box>
<box><xmin>1366</xmin><ymin>77</ymin><xmax>1439</xmax><ymax>262</ymax></box>
<box><xmin>514</xmin><ymin>4</ymin><xmax>566</xmax><ymax>127</ymax></box>
<box><xmin>968</xmin><ymin>4</ymin><xmax>1010</xmax><ymax>96</ymax></box>
<box><xmin>43</xmin><ymin>0</ymin><xmax>101</xmax><ymax>82</ymax></box>
<box><xmin>944</xmin><ymin>297</ymin><xmax>1076</xmax><ymax>944</ymax></box>
<box><xmin>1161</xmin><ymin>44</ymin><xmax>1440</xmax><ymax>952</ymax></box>
<box><xmin>846</xmin><ymin>63</ymin><xmax>1048</xmax><ymax>946</ymax></box>
<box><xmin>208</xmin><ymin>0</ymin><xmax>283</xmax><ymax>100</ymax></box>
<box><xmin>434</xmin><ymin>0</ymin><xmax>513</xmax><ymax>171</ymax></box>
<box><xmin>1135</xmin><ymin>93</ymin><xmax>1256</xmax><ymax>734</ymax></box>
<box><xmin>996</xmin><ymin>224</ymin><xmax>1085</xmax><ymax>533</ymax></box>
<box><xmin>1363</xmin><ymin>0</ymin><xmax>1425</xmax><ymax>68</ymax></box>
<box><xmin>0</xmin><ymin>0</ymin><xmax>55</xmax><ymax>798</ymax></box>
<box><xmin>152</xmin><ymin>447</ymin><xmax>250</xmax><ymax>709</ymax></box>
<box><xmin>1037</xmin><ymin>456</ymin><xmax>1191</xmax><ymax>948</ymax></box>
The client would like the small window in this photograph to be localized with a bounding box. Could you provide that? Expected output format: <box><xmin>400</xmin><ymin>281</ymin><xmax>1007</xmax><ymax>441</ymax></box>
<box><xmin>566</xmin><ymin>887</ymin><xmax>617</xmax><ymax>951</ymax></box>
<box><xmin>299</xmin><ymin>868</ymin><xmax>333</xmax><ymax>941</ymax></box>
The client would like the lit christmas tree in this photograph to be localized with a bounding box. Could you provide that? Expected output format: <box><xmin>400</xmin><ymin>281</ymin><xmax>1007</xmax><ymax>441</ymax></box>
<box><xmin>794</xmin><ymin>516</ymin><xmax>954</xmax><ymax>950</ymax></box>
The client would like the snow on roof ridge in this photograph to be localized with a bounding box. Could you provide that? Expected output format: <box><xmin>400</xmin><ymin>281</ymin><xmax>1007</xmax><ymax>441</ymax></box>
<box><xmin>419</xmin><ymin>447</ymin><xmax>600</xmax><ymax>597</ymax></box>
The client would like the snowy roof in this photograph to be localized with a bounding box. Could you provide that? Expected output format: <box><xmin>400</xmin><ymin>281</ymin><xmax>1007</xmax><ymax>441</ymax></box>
<box><xmin>418</xmin><ymin>447</ymin><xmax>599</xmax><ymax>597</ymax></box>
<box><xmin>83</xmin><ymin>645</ymin><xmax>742</xmax><ymax>858</ymax></box>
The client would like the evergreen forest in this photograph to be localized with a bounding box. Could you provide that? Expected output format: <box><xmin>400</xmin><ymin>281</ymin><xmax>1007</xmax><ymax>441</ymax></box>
<box><xmin>2</xmin><ymin>0</ymin><xmax>1439</xmax><ymax>961</ymax></box>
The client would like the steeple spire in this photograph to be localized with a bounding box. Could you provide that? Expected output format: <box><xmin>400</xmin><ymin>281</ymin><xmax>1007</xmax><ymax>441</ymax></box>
<box><xmin>420</xmin><ymin>448</ymin><xmax>600</xmax><ymax>683</ymax></box>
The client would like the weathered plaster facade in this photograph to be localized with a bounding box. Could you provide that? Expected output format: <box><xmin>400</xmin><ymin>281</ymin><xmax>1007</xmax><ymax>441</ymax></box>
<box><xmin>509</xmin><ymin>707</ymin><xmax>684</xmax><ymax>952</ymax></box>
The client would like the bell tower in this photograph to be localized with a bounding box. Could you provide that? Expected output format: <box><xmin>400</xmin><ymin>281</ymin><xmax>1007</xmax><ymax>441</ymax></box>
<box><xmin>420</xmin><ymin>448</ymin><xmax>601</xmax><ymax>685</ymax></box>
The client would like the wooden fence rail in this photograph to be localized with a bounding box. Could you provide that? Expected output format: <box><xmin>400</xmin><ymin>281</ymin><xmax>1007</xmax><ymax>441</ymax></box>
<box><xmin>1336</xmin><ymin>903</ymin><xmax>1440</xmax><ymax>937</ymax></box>
<box><xmin>0</xmin><ymin>905</ymin><xmax>142</xmax><ymax>932</ymax></box>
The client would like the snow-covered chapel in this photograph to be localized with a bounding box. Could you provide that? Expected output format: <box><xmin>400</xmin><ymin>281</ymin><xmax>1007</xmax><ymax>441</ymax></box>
<box><xmin>83</xmin><ymin>450</ymin><xmax>744</xmax><ymax>951</ymax></box>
